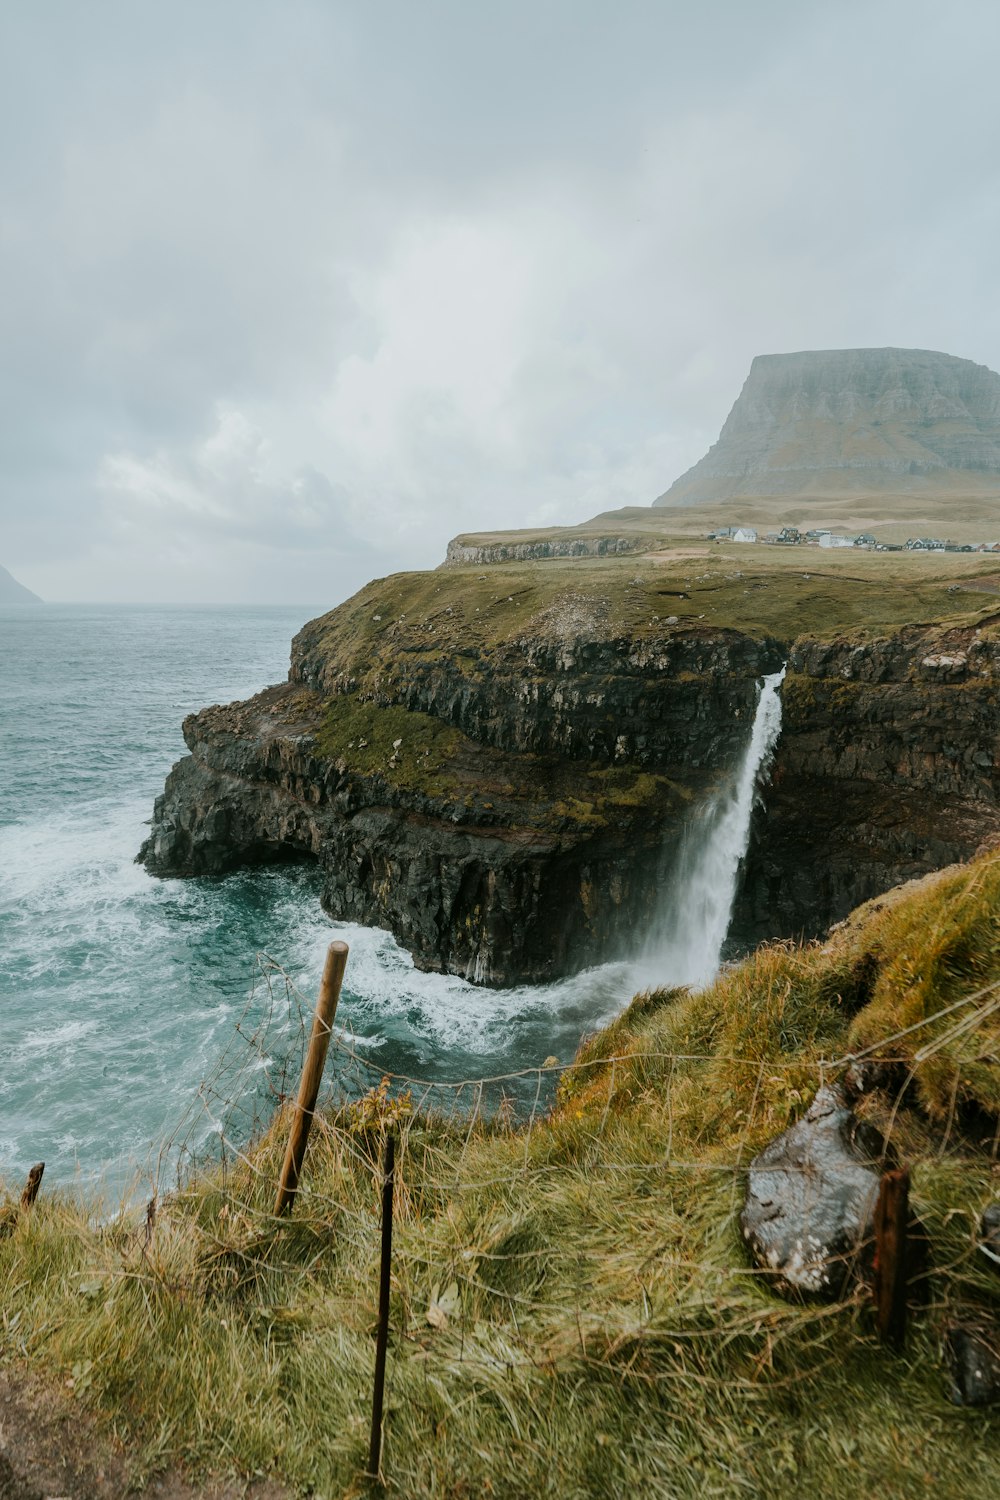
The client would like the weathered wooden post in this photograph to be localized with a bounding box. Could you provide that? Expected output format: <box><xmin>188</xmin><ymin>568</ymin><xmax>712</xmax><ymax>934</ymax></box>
<box><xmin>20</xmin><ymin>1163</ymin><xmax>44</xmax><ymax>1210</ymax></box>
<box><xmin>874</xmin><ymin>1167</ymin><xmax>910</xmax><ymax>1350</ymax></box>
<box><xmin>274</xmin><ymin>940</ymin><xmax>349</xmax><ymax>1216</ymax></box>
<box><xmin>367</xmin><ymin>1132</ymin><xmax>396</xmax><ymax>1483</ymax></box>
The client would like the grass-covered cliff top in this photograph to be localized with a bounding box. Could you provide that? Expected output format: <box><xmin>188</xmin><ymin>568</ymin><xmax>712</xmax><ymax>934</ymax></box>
<box><xmin>457</xmin><ymin>494</ymin><xmax>1000</xmax><ymax>550</ymax></box>
<box><xmin>2</xmin><ymin>852</ymin><xmax>998</xmax><ymax>1496</ymax></box>
<box><xmin>293</xmin><ymin>541</ymin><xmax>1000</xmax><ymax>698</ymax></box>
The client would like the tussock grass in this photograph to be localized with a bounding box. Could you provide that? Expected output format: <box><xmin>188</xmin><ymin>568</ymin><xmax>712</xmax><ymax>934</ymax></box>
<box><xmin>3</xmin><ymin>857</ymin><xmax>1000</xmax><ymax>1496</ymax></box>
<box><xmin>299</xmin><ymin>547</ymin><xmax>990</xmax><ymax>684</ymax></box>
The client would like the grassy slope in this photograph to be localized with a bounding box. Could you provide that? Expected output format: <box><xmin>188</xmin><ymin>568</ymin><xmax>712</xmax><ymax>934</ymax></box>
<box><xmin>2</xmin><ymin>854</ymin><xmax>998</xmax><ymax>1497</ymax></box>
<box><xmin>305</xmin><ymin>545</ymin><xmax>998</xmax><ymax>687</ymax></box>
<box><xmin>287</xmin><ymin>545</ymin><xmax>999</xmax><ymax>827</ymax></box>
<box><xmin>454</xmin><ymin>496</ymin><xmax>1000</xmax><ymax>549</ymax></box>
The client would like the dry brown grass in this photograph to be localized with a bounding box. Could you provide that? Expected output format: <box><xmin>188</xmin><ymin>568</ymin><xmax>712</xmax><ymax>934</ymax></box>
<box><xmin>2</xmin><ymin>855</ymin><xmax>999</xmax><ymax>1496</ymax></box>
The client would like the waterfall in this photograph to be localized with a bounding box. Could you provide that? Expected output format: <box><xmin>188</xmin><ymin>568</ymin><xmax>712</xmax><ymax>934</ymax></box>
<box><xmin>647</xmin><ymin>666</ymin><xmax>786</xmax><ymax>988</ymax></box>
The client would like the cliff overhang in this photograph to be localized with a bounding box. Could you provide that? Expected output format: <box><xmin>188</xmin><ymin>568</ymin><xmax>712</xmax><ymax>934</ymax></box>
<box><xmin>140</xmin><ymin>556</ymin><xmax>1000</xmax><ymax>987</ymax></box>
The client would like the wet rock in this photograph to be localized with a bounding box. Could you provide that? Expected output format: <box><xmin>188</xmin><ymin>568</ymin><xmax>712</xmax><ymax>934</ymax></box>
<box><xmin>740</xmin><ymin>1086</ymin><xmax>887</xmax><ymax>1300</ymax></box>
<box><xmin>139</xmin><ymin>619</ymin><xmax>783</xmax><ymax>986</ymax></box>
<box><xmin>945</xmin><ymin>1321</ymin><xmax>1000</xmax><ymax>1407</ymax></box>
<box><xmin>733</xmin><ymin>618</ymin><xmax>1000</xmax><ymax>952</ymax></box>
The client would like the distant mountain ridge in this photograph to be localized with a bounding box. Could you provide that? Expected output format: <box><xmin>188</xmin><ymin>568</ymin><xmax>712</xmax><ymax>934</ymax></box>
<box><xmin>655</xmin><ymin>347</ymin><xmax>1000</xmax><ymax>507</ymax></box>
<box><xmin>0</xmin><ymin>564</ymin><xmax>41</xmax><ymax>603</ymax></box>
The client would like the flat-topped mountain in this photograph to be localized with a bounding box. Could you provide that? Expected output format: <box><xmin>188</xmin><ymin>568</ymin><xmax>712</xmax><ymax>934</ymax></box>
<box><xmin>0</xmin><ymin>564</ymin><xmax>41</xmax><ymax>603</ymax></box>
<box><xmin>656</xmin><ymin>347</ymin><xmax>1000</xmax><ymax>507</ymax></box>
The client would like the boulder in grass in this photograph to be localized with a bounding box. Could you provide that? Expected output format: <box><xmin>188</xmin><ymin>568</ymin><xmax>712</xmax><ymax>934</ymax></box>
<box><xmin>945</xmin><ymin>1322</ymin><xmax>1000</xmax><ymax>1407</ymax></box>
<box><xmin>740</xmin><ymin>1085</ymin><xmax>887</xmax><ymax>1300</ymax></box>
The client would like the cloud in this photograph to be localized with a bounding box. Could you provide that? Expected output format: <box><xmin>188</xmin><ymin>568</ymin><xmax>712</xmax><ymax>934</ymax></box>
<box><xmin>99</xmin><ymin>405</ymin><xmax>351</xmax><ymax>544</ymax></box>
<box><xmin>4</xmin><ymin>0</ymin><xmax>1000</xmax><ymax>601</ymax></box>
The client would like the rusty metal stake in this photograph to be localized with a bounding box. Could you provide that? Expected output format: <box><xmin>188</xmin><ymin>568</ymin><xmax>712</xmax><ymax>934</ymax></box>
<box><xmin>367</xmin><ymin>1133</ymin><xmax>396</xmax><ymax>1482</ymax></box>
<box><xmin>874</xmin><ymin>1167</ymin><xmax>910</xmax><ymax>1351</ymax></box>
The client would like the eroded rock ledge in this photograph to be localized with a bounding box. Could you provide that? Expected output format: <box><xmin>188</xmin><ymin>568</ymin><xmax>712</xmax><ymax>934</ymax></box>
<box><xmin>734</xmin><ymin>615</ymin><xmax>1000</xmax><ymax>948</ymax></box>
<box><xmin>142</xmin><ymin>573</ymin><xmax>782</xmax><ymax>984</ymax></box>
<box><xmin>141</xmin><ymin>559</ymin><xmax>1000</xmax><ymax>986</ymax></box>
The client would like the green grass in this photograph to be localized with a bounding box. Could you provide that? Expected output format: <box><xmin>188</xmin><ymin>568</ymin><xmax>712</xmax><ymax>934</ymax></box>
<box><xmin>295</xmin><ymin>547</ymin><xmax>997</xmax><ymax>702</ymax></box>
<box><xmin>315</xmin><ymin>696</ymin><xmax>466</xmax><ymax>797</ymax></box>
<box><xmin>456</xmin><ymin>495</ymin><xmax>1000</xmax><ymax>549</ymax></box>
<box><xmin>309</xmin><ymin>687</ymin><xmax>688</xmax><ymax>835</ymax></box>
<box><xmin>2</xmin><ymin>854</ymin><xmax>999</xmax><ymax>1496</ymax></box>
<box><xmin>273</xmin><ymin>534</ymin><xmax>1000</xmax><ymax>845</ymax></box>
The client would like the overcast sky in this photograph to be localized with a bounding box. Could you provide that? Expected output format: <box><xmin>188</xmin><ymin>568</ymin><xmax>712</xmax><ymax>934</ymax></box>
<box><xmin>3</xmin><ymin>1</ymin><xmax>1000</xmax><ymax>604</ymax></box>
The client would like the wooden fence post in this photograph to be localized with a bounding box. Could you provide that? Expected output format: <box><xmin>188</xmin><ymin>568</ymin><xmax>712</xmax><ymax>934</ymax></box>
<box><xmin>367</xmin><ymin>1132</ymin><xmax>396</xmax><ymax>1483</ymax></box>
<box><xmin>874</xmin><ymin>1167</ymin><xmax>910</xmax><ymax>1351</ymax></box>
<box><xmin>20</xmin><ymin>1164</ymin><xmax>44</xmax><ymax>1210</ymax></box>
<box><xmin>274</xmin><ymin>940</ymin><xmax>349</xmax><ymax>1216</ymax></box>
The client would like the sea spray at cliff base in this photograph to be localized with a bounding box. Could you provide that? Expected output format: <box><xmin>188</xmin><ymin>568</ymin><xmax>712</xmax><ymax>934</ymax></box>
<box><xmin>0</xmin><ymin>606</ymin><xmax>624</xmax><ymax>1187</ymax></box>
<box><xmin>0</xmin><ymin>605</ymin><xmax>782</xmax><ymax>1188</ymax></box>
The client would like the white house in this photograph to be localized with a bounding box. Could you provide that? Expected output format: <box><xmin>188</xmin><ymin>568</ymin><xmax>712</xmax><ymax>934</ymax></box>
<box><xmin>732</xmin><ymin>527</ymin><xmax>758</xmax><ymax>543</ymax></box>
<box><xmin>818</xmin><ymin>533</ymin><xmax>855</xmax><ymax>549</ymax></box>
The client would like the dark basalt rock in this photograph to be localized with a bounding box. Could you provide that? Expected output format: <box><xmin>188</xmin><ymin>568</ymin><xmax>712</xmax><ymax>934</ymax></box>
<box><xmin>140</xmin><ymin>574</ymin><xmax>1000</xmax><ymax>987</ymax></box>
<box><xmin>945</xmin><ymin>1321</ymin><xmax>1000</xmax><ymax>1407</ymax></box>
<box><xmin>731</xmin><ymin>618</ymin><xmax>1000</xmax><ymax>952</ymax></box>
<box><xmin>139</xmin><ymin>625</ymin><xmax>780</xmax><ymax>987</ymax></box>
<box><xmin>740</xmin><ymin>1086</ymin><xmax>888</xmax><ymax>1300</ymax></box>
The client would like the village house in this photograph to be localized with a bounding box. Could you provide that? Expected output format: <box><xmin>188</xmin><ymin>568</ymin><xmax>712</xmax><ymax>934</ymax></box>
<box><xmin>819</xmin><ymin>533</ymin><xmax>856</xmax><ymax>549</ymax></box>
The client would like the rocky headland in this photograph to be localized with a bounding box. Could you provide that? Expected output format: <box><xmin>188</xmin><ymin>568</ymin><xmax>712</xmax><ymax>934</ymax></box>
<box><xmin>141</xmin><ymin>564</ymin><xmax>783</xmax><ymax>985</ymax></box>
<box><xmin>0</xmin><ymin>564</ymin><xmax>41</xmax><ymax>604</ymax></box>
<box><xmin>656</xmin><ymin>347</ymin><xmax>1000</xmax><ymax>506</ymax></box>
<box><xmin>141</xmin><ymin>551</ymin><xmax>1000</xmax><ymax>985</ymax></box>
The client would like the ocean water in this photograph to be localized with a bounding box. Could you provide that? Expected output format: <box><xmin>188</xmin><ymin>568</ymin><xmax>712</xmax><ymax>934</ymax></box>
<box><xmin>0</xmin><ymin>605</ymin><xmax>642</xmax><ymax>1192</ymax></box>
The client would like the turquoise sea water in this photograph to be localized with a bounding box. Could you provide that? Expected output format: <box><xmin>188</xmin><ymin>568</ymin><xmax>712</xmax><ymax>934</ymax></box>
<box><xmin>0</xmin><ymin>605</ymin><xmax>640</xmax><ymax>1192</ymax></box>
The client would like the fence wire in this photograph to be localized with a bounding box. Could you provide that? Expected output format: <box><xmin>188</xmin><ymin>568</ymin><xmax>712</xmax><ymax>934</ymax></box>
<box><xmin>147</xmin><ymin>952</ymin><xmax>1000</xmax><ymax>1395</ymax></box>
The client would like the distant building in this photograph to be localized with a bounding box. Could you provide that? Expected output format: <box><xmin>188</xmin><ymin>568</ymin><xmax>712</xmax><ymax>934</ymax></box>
<box><xmin>732</xmin><ymin>527</ymin><xmax>758</xmax><ymax>543</ymax></box>
<box><xmin>819</xmin><ymin>533</ymin><xmax>855</xmax><ymax>549</ymax></box>
<box><xmin>764</xmin><ymin>526</ymin><xmax>801</xmax><ymax>545</ymax></box>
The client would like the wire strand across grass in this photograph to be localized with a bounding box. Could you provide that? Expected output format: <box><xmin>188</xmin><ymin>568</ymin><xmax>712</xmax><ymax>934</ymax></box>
<box><xmin>2</xmin><ymin>852</ymin><xmax>1000</xmax><ymax>1497</ymax></box>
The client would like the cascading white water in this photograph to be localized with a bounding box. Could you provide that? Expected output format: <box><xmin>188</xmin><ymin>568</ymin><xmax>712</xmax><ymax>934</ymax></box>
<box><xmin>647</xmin><ymin>666</ymin><xmax>786</xmax><ymax>988</ymax></box>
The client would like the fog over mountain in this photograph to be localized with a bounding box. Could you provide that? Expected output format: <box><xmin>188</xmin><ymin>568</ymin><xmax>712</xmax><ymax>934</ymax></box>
<box><xmin>3</xmin><ymin>2</ymin><xmax>1000</xmax><ymax>601</ymax></box>
<box><xmin>0</xmin><ymin>565</ymin><xmax>41</xmax><ymax>604</ymax></box>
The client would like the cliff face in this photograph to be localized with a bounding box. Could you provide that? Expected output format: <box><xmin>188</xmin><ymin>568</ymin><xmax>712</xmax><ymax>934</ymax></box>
<box><xmin>141</xmin><ymin>555</ymin><xmax>1000</xmax><ymax>987</ymax></box>
<box><xmin>142</xmin><ymin>586</ymin><xmax>783</xmax><ymax>985</ymax></box>
<box><xmin>657</xmin><ymin>347</ymin><xmax>1000</xmax><ymax>506</ymax></box>
<box><xmin>444</xmin><ymin>535</ymin><xmax>645</xmax><ymax>566</ymax></box>
<box><xmin>733</xmin><ymin>616</ymin><xmax>1000</xmax><ymax>948</ymax></box>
